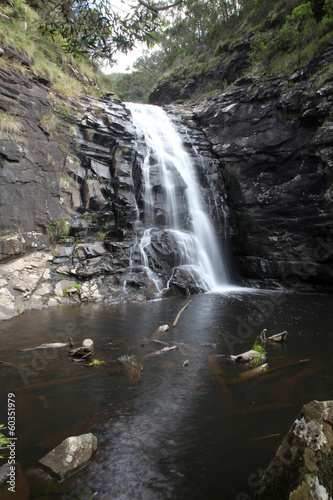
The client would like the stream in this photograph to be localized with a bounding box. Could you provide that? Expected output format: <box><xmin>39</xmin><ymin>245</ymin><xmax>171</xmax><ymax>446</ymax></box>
<box><xmin>0</xmin><ymin>290</ymin><xmax>332</xmax><ymax>499</ymax></box>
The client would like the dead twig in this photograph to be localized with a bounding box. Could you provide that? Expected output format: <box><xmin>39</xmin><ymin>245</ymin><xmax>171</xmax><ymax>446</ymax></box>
<box><xmin>173</xmin><ymin>300</ymin><xmax>192</xmax><ymax>327</ymax></box>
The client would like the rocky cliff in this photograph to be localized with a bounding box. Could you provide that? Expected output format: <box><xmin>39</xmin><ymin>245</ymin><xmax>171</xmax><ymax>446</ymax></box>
<box><xmin>1</xmin><ymin>40</ymin><xmax>333</xmax><ymax>321</ymax></box>
<box><xmin>155</xmin><ymin>45</ymin><xmax>333</xmax><ymax>290</ymax></box>
<box><xmin>0</xmin><ymin>53</ymin><xmax>223</xmax><ymax>320</ymax></box>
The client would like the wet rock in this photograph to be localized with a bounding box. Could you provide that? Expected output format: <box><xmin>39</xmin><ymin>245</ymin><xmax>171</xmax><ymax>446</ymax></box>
<box><xmin>258</xmin><ymin>400</ymin><xmax>333</xmax><ymax>499</ymax></box>
<box><xmin>165</xmin><ymin>63</ymin><xmax>333</xmax><ymax>289</ymax></box>
<box><xmin>170</xmin><ymin>267</ymin><xmax>206</xmax><ymax>295</ymax></box>
<box><xmin>38</xmin><ymin>433</ymin><xmax>97</xmax><ymax>480</ymax></box>
<box><xmin>75</xmin><ymin>242</ymin><xmax>106</xmax><ymax>259</ymax></box>
<box><xmin>82</xmin><ymin>179</ymin><xmax>109</xmax><ymax>210</ymax></box>
<box><xmin>0</xmin><ymin>287</ymin><xmax>16</xmax><ymax>320</ymax></box>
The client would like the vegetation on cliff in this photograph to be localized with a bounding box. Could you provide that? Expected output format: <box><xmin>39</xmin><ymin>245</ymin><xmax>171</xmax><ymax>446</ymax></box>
<box><xmin>112</xmin><ymin>0</ymin><xmax>333</xmax><ymax>102</ymax></box>
<box><xmin>2</xmin><ymin>0</ymin><xmax>332</xmax><ymax>103</ymax></box>
<box><xmin>0</xmin><ymin>0</ymin><xmax>113</xmax><ymax>97</ymax></box>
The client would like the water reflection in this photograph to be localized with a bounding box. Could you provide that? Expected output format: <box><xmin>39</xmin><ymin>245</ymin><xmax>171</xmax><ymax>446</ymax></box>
<box><xmin>0</xmin><ymin>291</ymin><xmax>332</xmax><ymax>499</ymax></box>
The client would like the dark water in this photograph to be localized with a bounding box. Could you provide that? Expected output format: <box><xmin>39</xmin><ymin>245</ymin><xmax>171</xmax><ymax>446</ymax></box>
<box><xmin>0</xmin><ymin>290</ymin><xmax>332</xmax><ymax>499</ymax></box>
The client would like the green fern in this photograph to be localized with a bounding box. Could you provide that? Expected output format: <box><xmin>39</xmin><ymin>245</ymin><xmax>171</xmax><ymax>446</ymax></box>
<box><xmin>0</xmin><ymin>425</ymin><xmax>10</xmax><ymax>459</ymax></box>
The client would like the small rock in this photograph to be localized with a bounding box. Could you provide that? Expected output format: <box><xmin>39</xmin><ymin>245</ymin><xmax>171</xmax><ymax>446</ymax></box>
<box><xmin>82</xmin><ymin>339</ymin><xmax>94</xmax><ymax>348</ymax></box>
<box><xmin>38</xmin><ymin>433</ymin><xmax>97</xmax><ymax>480</ymax></box>
<box><xmin>158</xmin><ymin>324</ymin><xmax>169</xmax><ymax>333</ymax></box>
<box><xmin>47</xmin><ymin>298</ymin><xmax>59</xmax><ymax>307</ymax></box>
<box><xmin>183</xmin><ymin>359</ymin><xmax>189</xmax><ymax>367</ymax></box>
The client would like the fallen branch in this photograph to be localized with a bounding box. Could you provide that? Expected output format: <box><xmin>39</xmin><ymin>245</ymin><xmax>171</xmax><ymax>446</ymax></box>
<box><xmin>248</xmin><ymin>433</ymin><xmax>280</xmax><ymax>442</ymax></box>
<box><xmin>19</xmin><ymin>342</ymin><xmax>69</xmax><ymax>352</ymax></box>
<box><xmin>173</xmin><ymin>300</ymin><xmax>192</xmax><ymax>327</ymax></box>
<box><xmin>0</xmin><ymin>360</ymin><xmax>20</xmax><ymax>369</ymax></box>
<box><xmin>143</xmin><ymin>345</ymin><xmax>178</xmax><ymax>358</ymax></box>
<box><xmin>209</xmin><ymin>356</ymin><xmax>235</xmax><ymax>411</ymax></box>
<box><xmin>228</xmin><ymin>350</ymin><xmax>266</xmax><ymax>364</ymax></box>
<box><xmin>151</xmin><ymin>339</ymin><xmax>169</xmax><ymax>346</ymax></box>
<box><xmin>118</xmin><ymin>355</ymin><xmax>143</xmax><ymax>386</ymax></box>
<box><xmin>137</xmin><ymin>0</ymin><xmax>183</xmax><ymax>13</ymax></box>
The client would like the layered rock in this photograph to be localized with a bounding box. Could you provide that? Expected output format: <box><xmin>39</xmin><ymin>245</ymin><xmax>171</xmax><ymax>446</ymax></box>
<box><xmin>0</xmin><ymin>57</ymin><xmax>224</xmax><ymax>320</ymax></box>
<box><xmin>163</xmin><ymin>46</ymin><xmax>333</xmax><ymax>289</ymax></box>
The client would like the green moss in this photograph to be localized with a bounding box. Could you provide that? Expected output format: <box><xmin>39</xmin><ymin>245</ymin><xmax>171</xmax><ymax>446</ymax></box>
<box><xmin>62</xmin><ymin>283</ymin><xmax>82</xmax><ymax>297</ymax></box>
<box><xmin>89</xmin><ymin>359</ymin><xmax>106</xmax><ymax>367</ymax></box>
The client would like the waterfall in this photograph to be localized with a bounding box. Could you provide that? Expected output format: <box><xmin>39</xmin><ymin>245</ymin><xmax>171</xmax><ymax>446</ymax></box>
<box><xmin>126</xmin><ymin>103</ymin><xmax>229</xmax><ymax>295</ymax></box>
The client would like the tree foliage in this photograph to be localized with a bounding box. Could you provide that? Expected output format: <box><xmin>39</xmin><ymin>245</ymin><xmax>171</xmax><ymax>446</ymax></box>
<box><xmin>279</xmin><ymin>2</ymin><xmax>317</xmax><ymax>62</ymax></box>
<box><xmin>29</xmin><ymin>0</ymin><xmax>168</xmax><ymax>60</ymax></box>
<box><xmin>27</xmin><ymin>0</ymin><xmax>243</xmax><ymax>62</ymax></box>
<box><xmin>111</xmin><ymin>50</ymin><xmax>166</xmax><ymax>102</ymax></box>
<box><xmin>249</xmin><ymin>0</ymin><xmax>333</xmax><ymax>70</ymax></box>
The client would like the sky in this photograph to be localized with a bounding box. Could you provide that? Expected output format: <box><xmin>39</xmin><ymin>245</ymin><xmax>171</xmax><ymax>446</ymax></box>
<box><xmin>104</xmin><ymin>0</ymin><xmax>146</xmax><ymax>73</ymax></box>
<box><xmin>104</xmin><ymin>44</ymin><xmax>146</xmax><ymax>73</ymax></box>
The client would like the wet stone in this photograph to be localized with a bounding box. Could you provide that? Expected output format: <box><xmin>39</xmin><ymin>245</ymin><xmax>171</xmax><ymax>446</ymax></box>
<box><xmin>38</xmin><ymin>433</ymin><xmax>97</xmax><ymax>480</ymax></box>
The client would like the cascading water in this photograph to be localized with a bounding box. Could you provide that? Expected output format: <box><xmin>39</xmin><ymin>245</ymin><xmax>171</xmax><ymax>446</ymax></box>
<box><xmin>126</xmin><ymin>103</ymin><xmax>229</xmax><ymax>295</ymax></box>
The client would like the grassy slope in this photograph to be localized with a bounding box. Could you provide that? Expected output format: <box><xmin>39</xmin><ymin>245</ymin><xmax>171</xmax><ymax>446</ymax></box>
<box><xmin>153</xmin><ymin>0</ymin><xmax>333</xmax><ymax>101</ymax></box>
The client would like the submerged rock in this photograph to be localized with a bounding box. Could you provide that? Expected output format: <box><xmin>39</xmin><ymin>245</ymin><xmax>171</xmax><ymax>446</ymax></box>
<box><xmin>38</xmin><ymin>433</ymin><xmax>97</xmax><ymax>480</ymax></box>
<box><xmin>0</xmin><ymin>462</ymin><xmax>29</xmax><ymax>500</ymax></box>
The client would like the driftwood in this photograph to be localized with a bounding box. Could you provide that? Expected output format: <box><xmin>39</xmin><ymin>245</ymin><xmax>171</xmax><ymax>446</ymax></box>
<box><xmin>242</xmin><ymin>401</ymin><xmax>295</xmax><ymax>415</ymax></box>
<box><xmin>143</xmin><ymin>345</ymin><xmax>178</xmax><ymax>358</ymax></box>
<box><xmin>230</xmin><ymin>362</ymin><xmax>269</xmax><ymax>382</ymax></box>
<box><xmin>151</xmin><ymin>339</ymin><xmax>169</xmax><ymax>346</ymax></box>
<box><xmin>260</xmin><ymin>329</ymin><xmax>288</xmax><ymax>343</ymax></box>
<box><xmin>69</xmin><ymin>339</ymin><xmax>94</xmax><ymax>359</ymax></box>
<box><xmin>173</xmin><ymin>300</ymin><xmax>192</xmax><ymax>327</ymax></box>
<box><xmin>118</xmin><ymin>355</ymin><xmax>143</xmax><ymax>385</ymax></box>
<box><xmin>157</xmin><ymin>324</ymin><xmax>169</xmax><ymax>334</ymax></box>
<box><xmin>248</xmin><ymin>433</ymin><xmax>280</xmax><ymax>442</ymax></box>
<box><xmin>228</xmin><ymin>349</ymin><xmax>266</xmax><ymax>364</ymax></box>
<box><xmin>208</xmin><ymin>356</ymin><xmax>235</xmax><ymax>411</ymax></box>
<box><xmin>0</xmin><ymin>360</ymin><xmax>21</xmax><ymax>369</ymax></box>
<box><xmin>19</xmin><ymin>342</ymin><xmax>69</xmax><ymax>352</ymax></box>
<box><xmin>69</xmin><ymin>347</ymin><xmax>94</xmax><ymax>359</ymax></box>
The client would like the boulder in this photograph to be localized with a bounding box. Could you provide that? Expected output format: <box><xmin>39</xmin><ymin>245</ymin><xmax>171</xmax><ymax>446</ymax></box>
<box><xmin>38</xmin><ymin>433</ymin><xmax>97</xmax><ymax>480</ymax></box>
<box><xmin>170</xmin><ymin>267</ymin><xmax>206</xmax><ymax>295</ymax></box>
<box><xmin>257</xmin><ymin>400</ymin><xmax>333</xmax><ymax>499</ymax></box>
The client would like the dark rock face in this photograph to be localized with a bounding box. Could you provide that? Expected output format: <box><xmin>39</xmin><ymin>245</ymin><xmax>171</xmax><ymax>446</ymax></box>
<box><xmin>164</xmin><ymin>49</ymin><xmax>333</xmax><ymax>289</ymax></box>
<box><xmin>149</xmin><ymin>40</ymin><xmax>252</xmax><ymax>105</ymax></box>
<box><xmin>0</xmin><ymin>66</ymin><xmax>71</xmax><ymax>253</ymax></box>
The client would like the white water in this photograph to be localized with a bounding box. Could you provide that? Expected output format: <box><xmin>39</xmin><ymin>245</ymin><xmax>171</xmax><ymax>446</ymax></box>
<box><xmin>127</xmin><ymin>103</ymin><xmax>229</xmax><ymax>293</ymax></box>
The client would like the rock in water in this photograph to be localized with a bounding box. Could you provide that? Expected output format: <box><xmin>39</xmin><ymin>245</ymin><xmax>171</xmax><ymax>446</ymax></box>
<box><xmin>38</xmin><ymin>433</ymin><xmax>97</xmax><ymax>480</ymax></box>
<box><xmin>257</xmin><ymin>400</ymin><xmax>333</xmax><ymax>499</ymax></box>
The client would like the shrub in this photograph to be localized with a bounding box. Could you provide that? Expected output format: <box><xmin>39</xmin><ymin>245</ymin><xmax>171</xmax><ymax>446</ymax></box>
<box><xmin>44</xmin><ymin>219</ymin><xmax>70</xmax><ymax>243</ymax></box>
